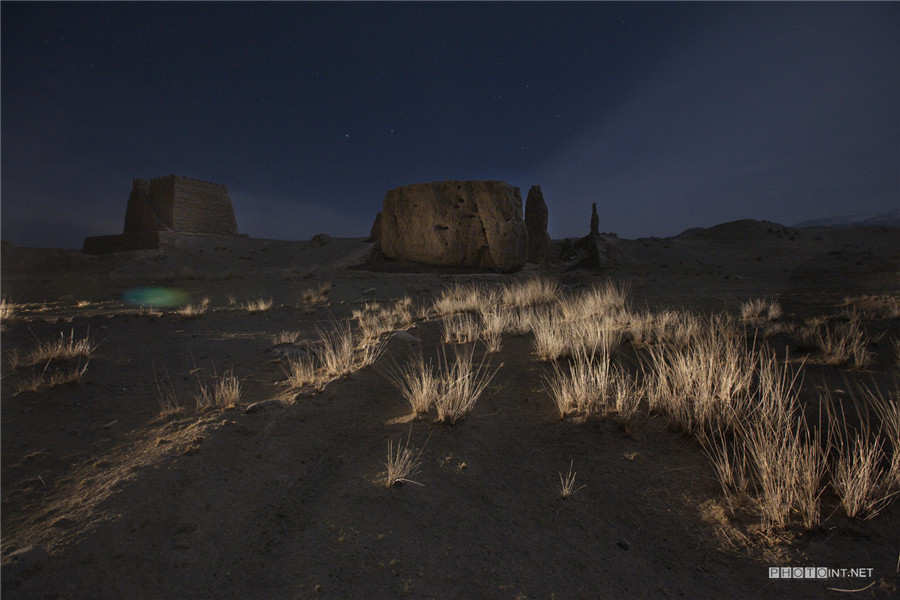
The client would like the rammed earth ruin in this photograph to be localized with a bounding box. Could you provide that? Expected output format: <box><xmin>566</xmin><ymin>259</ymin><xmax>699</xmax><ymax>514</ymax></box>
<box><xmin>82</xmin><ymin>175</ymin><xmax>240</xmax><ymax>254</ymax></box>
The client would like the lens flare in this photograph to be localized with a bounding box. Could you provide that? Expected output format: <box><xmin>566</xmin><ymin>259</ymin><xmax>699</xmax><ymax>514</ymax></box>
<box><xmin>123</xmin><ymin>287</ymin><xmax>189</xmax><ymax>307</ymax></box>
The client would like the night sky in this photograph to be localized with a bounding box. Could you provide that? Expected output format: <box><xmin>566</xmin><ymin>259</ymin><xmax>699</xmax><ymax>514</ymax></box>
<box><xmin>2</xmin><ymin>2</ymin><xmax>898</xmax><ymax>249</ymax></box>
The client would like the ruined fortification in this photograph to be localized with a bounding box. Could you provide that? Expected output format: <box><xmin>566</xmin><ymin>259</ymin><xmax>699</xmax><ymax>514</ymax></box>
<box><xmin>83</xmin><ymin>175</ymin><xmax>239</xmax><ymax>254</ymax></box>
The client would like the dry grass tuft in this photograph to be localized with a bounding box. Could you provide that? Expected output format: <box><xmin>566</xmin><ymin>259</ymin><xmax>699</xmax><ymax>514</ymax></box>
<box><xmin>559</xmin><ymin>460</ymin><xmax>585</xmax><ymax>499</ymax></box>
<box><xmin>500</xmin><ymin>277</ymin><xmax>561</xmax><ymax>308</ymax></box>
<box><xmin>432</xmin><ymin>282</ymin><xmax>497</xmax><ymax>317</ymax></box>
<box><xmin>827</xmin><ymin>390</ymin><xmax>899</xmax><ymax>518</ymax></box>
<box><xmin>479</xmin><ymin>308</ymin><xmax>511</xmax><ymax>353</ymax></box>
<box><xmin>154</xmin><ymin>365</ymin><xmax>183</xmax><ymax>416</ymax></box>
<box><xmin>271</xmin><ymin>330</ymin><xmax>301</xmax><ymax>345</ymax></box>
<box><xmin>839</xmin><ymin>295</ymin><xmax>900</xmax><ymax>320</ymax></box>
<box><xmin>317</xmin><ymin>319</ymin><xmax>385</xmax><ymax>378</ymax></box>
<box><xmin>195</xmin><ymin>369</ymin><xmax>242</xmax><ymax>410</ymax></box>
<box><xmin>0</xmin><ymin>298</ymin><xmax>14</xmax><ymax>322</ymax></box>
<box><xmin>643</xmin><ymin>315</ymin><xmax>754</xmax><ymax>434</ymax></box>
<box><xmin>282</xmin><ymin>353</ymin><xmax>323</xmax><ymax>391</ymax></box>
<box><xmin>433</xmin><ymin>344</ymin><xmax>498</xmax><ymax>425</ymax></box>
<box><xmin>815</xmin><ymin>321</ymin><xmax>873</xmax><ymax>369</ymax></box>
<box><xmin>353</xmin><ymin>298</ymin><xmax>415</xmax><ymax>342</ymax></box>
<box><xmin>19</xmin><ymin>360</ymin><xmax>90</xmax><ymax>393</ymax></box>
<box><xmin>558</xmin><ymin>280</ymin><xmax>630</xmax><ymax>323</ymax></box>
<box><xmin>178</xmin><ymin>297</ymin><xmax>210</xmax><ymax>318</ymax></box>
<box><xmin>382</xmin><ymin>438</ymin><xmax>424</xmax><ymax>488</ymax></box>
<box><xmin>47</xmin><ymin>361</ymin><xmax>90</xmax><ymax>387</ymax></box>
<box><xmin>27</xmin><ymin>329</ymin><xmax>97</xmax><ymax>365</ymax></box>
<box><xmin>740</xmin><ymin>298</ymin><xmax>783</xmax><ymax>321</ymax></box>
<box><xmin>382</xmin><ymin>352</ymin><xmax>440</xmax><ymax>416</ymax></box>
<box><xmin>441</xmin><ymin>313</ymin><xmax>481</xmax><ymax>344</ymax></box>
<box><xmin>243</xmin><ymin>297</ymin><xmax>274</xmax><ymax>313</ymax></box>
<box><xmin>302</xmin><ymin>281</ymin><xmax>333</xmax><ymax>306</ymax></box>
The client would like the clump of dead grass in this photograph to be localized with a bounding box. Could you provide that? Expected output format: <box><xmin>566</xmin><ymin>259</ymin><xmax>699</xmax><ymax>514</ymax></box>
<box><xmin>302</xmin><ymin>281</ymin><xmax>332</xmax><ymax>306</ymax></box>
<box><xmin>479</xmin><ymin>308</ymin><xmax>511</xmax><ymax>353</ymax></box>
<box><xmin>27</xmin><ymin>329</ymin><xmax>97</xmax><ymax>365</ymax></box>
<box><xmin>195</xmin><ymin>369</ymin><xmax>242</xmax><ymax>410</ymax></box>
<box><xmin>271</xmin><ymin>330</ymin><xmax>301</xmax><ymax>345</ymax></box>
<box><xmin>814</xmin><ymin>321</ymin><xmax>873</xmax><ymax>369</ymax></box>
<box><xmin>839</xmin><ymin>295</ymin><xmax>900</xmax><ymax>320</ymax></box>
<box><xmin>353</xmin><ymin>297</ymin><xmax>415</xmax><ymax>342</ymax></box>
<box><xmin>243</xmin><ymin>297</ymin><xmax>274</xmax><ymax>313</ymax></box>
<box><xmin>740</xmin><ymin>297</ymin><xmax>783</xmax><ymax>321</ymax></box>
<box><xmin>500</xmin><ymin>277</ymin><xmax>561</xmax><ymax>308</ymax></box>
<box><xmin>154</xmin><ymin>365</ymin><xmax>183</xmax><ymax>417</ymax></box>
<box><xmin>177</xmin><ymin>297</ymin><xmax>210</xmax><ymax>318</ymax></box>
<box><xmin>441</xmin><ymin>313</ymin><xmax>481</xmax><ymax>344</ymax></box>
<box><xmin>382</xmin><ymin>352</ymin><xmax>440</xmax><ymax>416</ymax></box>
<box><xmin>433</xmin><ymin>344</ymin><xmax>498</xmax><ymax>425</ymax></box>
<box><xmin>559</xmin><ymin>460</ymin><xmax>585</xmax><ymax>499</ymax></box>
<box><xmin>282</xmin><ymin>352</ymin><xmax>323</xmax><ymax>391</ymax></box>
<box><xmin>432</xmin><ymin>282</ymin><xmax>497</xmax><ymax>317</ymax></box>
<box><xmin>382</xmin><ymin>438</ymin><xmax>424</xmax><ymax>488</ymax></box>
<box><xmin>1</xmin><ymin>298</ymin><xmax>16</xmax><ymax>325</ymax></box>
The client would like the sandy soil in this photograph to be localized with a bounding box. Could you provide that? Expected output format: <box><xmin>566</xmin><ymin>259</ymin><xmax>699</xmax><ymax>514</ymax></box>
<box><xmin>2</xmin><ymin>221</ymin><xmax>899</xmax><ymax>599</ymax></box>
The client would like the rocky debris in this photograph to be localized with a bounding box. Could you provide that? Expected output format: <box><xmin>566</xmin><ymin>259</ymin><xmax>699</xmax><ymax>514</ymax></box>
<box><xmin>2</xmin><ymin>545</ymin><xmax>49</xmax><ymax>590</ymax></box>
<box><xmin>244</xmin><ymin>399</ymin><xmax>285</xmax><ymax>414</ymax></box>
<box><xmin>309</xmin><ymin>233</ymin><xmax>333</xmax><ymax>246</ymax></box>
<box><xmin>525</xmin><ymin>185</ymin><xmax>550</xmax><ymax>265</ymax></box>
<box><xmin>379</xmin><ymin>180</ymin><xmax>528</xmax><ymax>272</ymax></box>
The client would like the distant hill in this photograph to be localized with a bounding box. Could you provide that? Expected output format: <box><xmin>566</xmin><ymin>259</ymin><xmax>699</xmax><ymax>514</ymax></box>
<box><xmin>793</xmin><ymin>208</ymin><xmax>899</xmax><ymax>228</ymax></box>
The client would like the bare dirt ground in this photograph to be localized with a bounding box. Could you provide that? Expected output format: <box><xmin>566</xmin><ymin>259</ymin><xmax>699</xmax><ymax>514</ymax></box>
<box><xmin>2</xmin><ymin>221</ymin><xmax>899</xmax><ymax>599</ymax></box>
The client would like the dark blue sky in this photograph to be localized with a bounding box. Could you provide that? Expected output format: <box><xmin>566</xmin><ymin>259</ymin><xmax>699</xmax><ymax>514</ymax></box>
<box><xmin>2</xmin><ymin>2</ymin><xmax>898</xmax><ymax>248</ymax></box>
